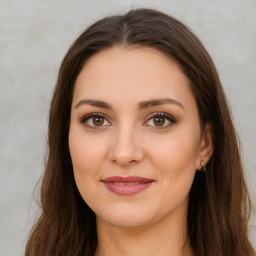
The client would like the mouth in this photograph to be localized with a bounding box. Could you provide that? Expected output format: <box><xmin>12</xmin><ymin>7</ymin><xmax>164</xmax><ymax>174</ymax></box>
<box><xmin>102</xmin><ymin>176</ymin><xmax>155</xmax><ymax>195</ymax></box>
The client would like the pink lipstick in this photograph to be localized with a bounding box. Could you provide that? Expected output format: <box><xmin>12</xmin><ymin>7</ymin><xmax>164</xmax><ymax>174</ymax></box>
<box><xmin>102</xmin><ymin>176</ymin><xmax>154</xmax><ymax>195</ymax></box>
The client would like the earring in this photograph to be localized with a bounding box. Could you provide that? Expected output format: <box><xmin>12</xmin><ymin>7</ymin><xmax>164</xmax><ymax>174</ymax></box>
<box><xmin>200</xmin><ymin>160</ymin><xmax>206</xmax><ymax>172</ymax></box>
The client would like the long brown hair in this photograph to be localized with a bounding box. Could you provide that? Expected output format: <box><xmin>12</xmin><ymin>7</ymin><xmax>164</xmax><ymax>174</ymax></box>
<box><xmin>25</xmin><ymin>8</ymin><xmax>255</xmax><ymax>256</ymax></box>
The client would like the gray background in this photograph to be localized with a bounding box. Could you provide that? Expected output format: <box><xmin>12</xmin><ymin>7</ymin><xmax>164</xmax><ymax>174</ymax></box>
<box><xmin>0</xmin><ymin>0</ymin><xmax>255</xmax><ymax>255</ymax></box>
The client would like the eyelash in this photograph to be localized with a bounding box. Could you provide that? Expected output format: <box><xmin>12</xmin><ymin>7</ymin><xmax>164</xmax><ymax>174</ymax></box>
<box><xmin>144</xmin><ymin>112</ymin><xmax>176</xmax><ymax>129</ymax></box>
<box><xmin>80</xmin><ymin>112</ymin><xmax>176</xmax><ymax>129</ymax></box>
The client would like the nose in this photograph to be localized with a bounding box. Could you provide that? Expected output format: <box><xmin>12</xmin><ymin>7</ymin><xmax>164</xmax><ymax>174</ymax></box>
<box><xmin>108</xmin><ymin>124</ymin><xmax>144</xmax><ymax>167</ymax></box>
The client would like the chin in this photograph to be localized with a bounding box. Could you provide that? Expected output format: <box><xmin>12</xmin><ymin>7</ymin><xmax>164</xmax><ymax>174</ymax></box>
<box><xmin>95</xmin><ymin>204</ymin><xmax>157</xmax><ymax>228</ymax></box>
<box><xmin>99</xmin><ymin>214</ymin><xmax>153</xmax><ymax>229</ymax></box>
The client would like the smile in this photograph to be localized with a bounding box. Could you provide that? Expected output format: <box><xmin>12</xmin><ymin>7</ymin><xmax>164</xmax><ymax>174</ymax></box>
<box><xmin>102</xmin><ymin>176</ymin><xmax>154</xmax><ymax>195</ymax></box>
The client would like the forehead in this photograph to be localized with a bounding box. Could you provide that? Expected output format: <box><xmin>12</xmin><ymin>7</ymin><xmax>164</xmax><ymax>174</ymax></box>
<box><xmin>77</xmin><ymin>46</ymin><xmax>183</xmax><ymax>82</ymax></box>
<box><xmin>73</xmin><ymin>46</ymin><xmax>195</xmax><ymax>111</ymax></box>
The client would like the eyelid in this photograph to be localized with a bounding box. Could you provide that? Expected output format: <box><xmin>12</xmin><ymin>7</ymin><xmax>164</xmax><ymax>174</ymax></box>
<box><xmin>80</xmin><ymin>112</ymin><xmax>112</xmax><ymax>129</ymax></box>
<box><xmin>143</xmin><ymin>112</ymin><xmax>176</xmax><ymax>129</ymax></box>
<box><xmin>80</xmin><ymin>112</ymin><xmax>176</xmax><ymax>129</ymax></box>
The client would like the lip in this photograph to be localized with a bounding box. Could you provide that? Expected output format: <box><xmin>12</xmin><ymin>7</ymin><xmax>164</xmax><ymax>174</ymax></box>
<box><xmin>102</xmin><ymin>176</ymin><xmax>154</xmax><ymax>195</ymax></box>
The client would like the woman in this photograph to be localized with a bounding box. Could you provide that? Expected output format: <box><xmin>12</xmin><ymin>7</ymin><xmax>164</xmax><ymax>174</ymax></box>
<box><xmin>25</xmin><ymin>8</ymin><xmax>255</xmax><ymax>256</ymax></box>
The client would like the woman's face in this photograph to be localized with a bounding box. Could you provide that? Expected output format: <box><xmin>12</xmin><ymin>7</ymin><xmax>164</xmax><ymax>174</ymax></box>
<box><xmin>69</xmin><ymin>46</ymin><xmax>212</xmax><ymax>228</ymax></box>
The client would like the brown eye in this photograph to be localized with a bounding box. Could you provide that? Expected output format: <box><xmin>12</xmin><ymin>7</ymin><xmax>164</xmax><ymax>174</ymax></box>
<box><xmin>93</xmin><ymin>116</ymin><xmax>104</xmax><ymax>126</ymax></box>
<box><xmin>153</xmin><ymin>116</ymin><xmax>165</xmax><ymax>126</ymax></box>
<box><xmin>144</xmin><ymin>113</ymin><xmax>175</xmax><ymax>129</ymax></box>
<box><xmin>81</xmin><ymin>113</ymin><xmax>111</xmax><ymax>128</ymax></box>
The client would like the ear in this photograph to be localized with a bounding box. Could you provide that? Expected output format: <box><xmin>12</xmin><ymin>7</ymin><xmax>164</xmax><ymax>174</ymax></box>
<box><xmin>196</xmin><ymin>123</ymin><xmax>214</xmax><ymax>171</ymax></box>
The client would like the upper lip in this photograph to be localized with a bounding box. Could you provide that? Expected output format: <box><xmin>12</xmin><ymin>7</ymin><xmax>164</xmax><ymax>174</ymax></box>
<box><xmin>102</xmin><ymin>176</ymin><xmax>154</xmax><ymax>183</ymax></box>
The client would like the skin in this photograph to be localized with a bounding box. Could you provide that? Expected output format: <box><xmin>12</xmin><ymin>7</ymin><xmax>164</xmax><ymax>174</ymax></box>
<box><xmin>69</xmin><ymin>46</ymin><xmax>213</xmax><ymax>256</ymax></box>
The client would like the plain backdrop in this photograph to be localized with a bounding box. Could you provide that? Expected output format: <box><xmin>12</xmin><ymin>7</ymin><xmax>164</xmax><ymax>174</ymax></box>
<box><xmin>0</xmin><ymin>0</ymin><xmax>255</xmax><ymax>255</ymax></box>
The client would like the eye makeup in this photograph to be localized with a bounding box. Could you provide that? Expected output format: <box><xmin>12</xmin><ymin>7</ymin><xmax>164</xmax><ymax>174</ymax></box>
<box><xmin>143</xmin><ymin>112</ymin><xmax>176</xmax><ymax>129</ymax></box>
<box><xmin>80</xmin><ymin>111</ymin><xmax>176</xmax><ymax>130</ymax></box>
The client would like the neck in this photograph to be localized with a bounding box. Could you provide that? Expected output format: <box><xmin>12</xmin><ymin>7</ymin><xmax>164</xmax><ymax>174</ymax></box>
<box><xmin>94</xmin><ymin>210</ymin><xmax>193</xmax><ymax>256</ymax></box>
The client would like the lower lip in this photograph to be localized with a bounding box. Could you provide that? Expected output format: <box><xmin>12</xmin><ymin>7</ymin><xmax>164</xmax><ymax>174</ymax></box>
<box><xmin>103</xmin><ymin>182</ymin><xmax>153</xmax><ymax>195</ymax></box>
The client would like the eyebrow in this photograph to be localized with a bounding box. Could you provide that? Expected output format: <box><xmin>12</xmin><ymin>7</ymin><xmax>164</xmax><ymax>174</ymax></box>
<box><xmin>74</xmin><ymin>98</ymin><xmax>185</xmax><ymax>110</ymax></box>
<box><xmin>75</xmin><ymin>99</ymin><xmax>112</xmax><ymax>109</ymax></box>
<box><xmin>138</xmin><ymin>98</ymin><xmax>184</xmax><ymax>110</ymax></box>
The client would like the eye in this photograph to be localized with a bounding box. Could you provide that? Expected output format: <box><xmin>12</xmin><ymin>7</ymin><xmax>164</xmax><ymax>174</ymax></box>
<box><xmin>144</xmin><ymin>113</ymin><xmax>175</xmax><ymax>128</ymax></box>
<box><xmin>81</xmin><ymin>113</ymin><xmax>111</xmax><ymax>128</ymax></box>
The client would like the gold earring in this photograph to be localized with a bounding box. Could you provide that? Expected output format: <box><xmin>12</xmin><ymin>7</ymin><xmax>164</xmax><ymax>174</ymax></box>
<box><xmin>200</xmin><ymin>160</ymin><xmax>206</xmax><ymax>172</ymax></box>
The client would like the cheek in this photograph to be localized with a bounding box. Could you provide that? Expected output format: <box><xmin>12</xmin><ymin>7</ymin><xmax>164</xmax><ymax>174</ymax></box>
<box><xmin>148</xmin><ymin>135</ymin><xmax>198</xmax><ymax>209</ymax></box>
<box><xmin>68</xmin><ymin>130</ymin><xmax>107</xmax><ymax>207</ymax></box>
<box><xmin>68</xmin><ymin>129</ymin><xmax>108</xmax><ymax>199</ymax></box>
<box><xmin>146</xmin><ymin>128</ymin><xmax>200</xmax><ymax>195</ymax></box>
<box><xmin>148</xmin><ymin>133</ymin><xmax>200</xmax><ymax>173</ymax></box>
<box><xmin>69</xmin><ymin>129</ymin><xmax>106</xmax><ymax>172</ymax></box>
